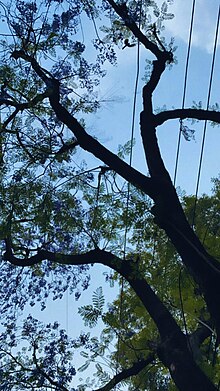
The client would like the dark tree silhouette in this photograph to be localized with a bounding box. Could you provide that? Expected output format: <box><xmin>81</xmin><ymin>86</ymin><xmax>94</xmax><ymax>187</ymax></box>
<box><xmin>0</xmin><ymin>0</ymin><xmax>220</xmax><ymax>390</ymax></box>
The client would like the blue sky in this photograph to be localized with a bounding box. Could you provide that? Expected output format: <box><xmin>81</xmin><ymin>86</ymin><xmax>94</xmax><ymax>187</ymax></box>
<box><xmin>68</xmin><ymin>3</ymin><xmax>220</xmax><ymax>384</ymax></box>
<box><xmin>10</xmin><ymin>1</ymin><xmax>220</xmax><ymax>389</ymax></box>
<box><xmin>81</xmin><ymin>0</ymin><xmax>220</xmax><ymax>196</ymax></box>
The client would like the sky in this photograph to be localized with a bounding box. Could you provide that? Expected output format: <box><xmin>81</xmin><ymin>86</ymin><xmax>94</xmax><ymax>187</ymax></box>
<box><xmin>6</xmin><ymin>1</ymin><xmax>220</xmax><ymax>389</ymax></box>
<box><xmin>83</xmin><ymin>0</ymin><xmax>220</xmax><ymax>197</ymax></box>
<box><xmin>68</xmin><ymin>1</ymin><xmax>220</xmax><ymax>387</ymax></box>
<box><xmin>167</xmin><ymin>0</ymin><xmax>219</xmax><ymax>52</ymax></box>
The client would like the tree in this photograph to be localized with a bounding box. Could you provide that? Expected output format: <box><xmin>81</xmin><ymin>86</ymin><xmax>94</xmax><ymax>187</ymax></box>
<box><xmin>0</xmin><ymin>0</ymin><xmax>220</xmax><ymax>390</ymax></box>
<box><xmin>102</xmin><ymin>186</ymin><xmax>220</xmax><ymax>390</ymax></box>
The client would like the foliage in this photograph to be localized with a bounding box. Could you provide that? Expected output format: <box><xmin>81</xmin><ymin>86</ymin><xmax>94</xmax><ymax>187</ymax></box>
<box><xmin>0</xmin><ymin>316</ymin><xmax>77</xmax><ymax>390</ymax></box>
<box><xmin>0</xmin><ymin>0</ymin><xmax>219</xmax><ymax>390</ymax></box>
<box><xmin>78</xmin><ymin>286</ymin><xmax>105</xmax><ymax>327</ymax></box>
<box><xmin>102</xmin><ymin>187</ymin><xmax>220</xmax><ymax>390</ymax></box>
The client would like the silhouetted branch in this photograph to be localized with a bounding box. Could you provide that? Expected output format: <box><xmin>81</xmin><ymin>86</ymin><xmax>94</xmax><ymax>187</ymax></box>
<box><xmin>32</xmin><ymin>343</ymin><xmax>69</xmax><ymax>391</ymax></box>
<box><xmin>94</xmin><ymin>355</ymin><xmax>155</xmax><ymax>391</ymax></box>
<box><xmin>154</xmin><ymin>108</ymin><xmax>220</xmax><ymax>126</ymax></box>
<box><xmin>106</xmin><ymin>0</ymin><xmax>173</xmax><ymax>63</ymax></box>
<box><xmin>11</xmin><ymin>50</ymin><xmax>157</xmax><ymax>200</ymax></box>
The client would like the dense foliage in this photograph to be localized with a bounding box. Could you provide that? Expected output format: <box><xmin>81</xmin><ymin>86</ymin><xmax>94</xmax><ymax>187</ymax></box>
<box><xmin>0</xmin><ymin>0</ymin><xmax>219</xmax><ymax>390</ymax></box>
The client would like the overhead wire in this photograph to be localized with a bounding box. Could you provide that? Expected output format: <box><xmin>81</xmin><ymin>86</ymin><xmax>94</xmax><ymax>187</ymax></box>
<box><xmin>116</xmin><ymin>2</ymin><xmax>142</xmax><ymax>385</ymax></box>
<box><xmin>114</xmin><ymin>1</ymin><xmax>220</xmax><ymax>384</ymax></box>
<box><xmin>192</xmin><ymin>3</ymin><xmax>220</xmax><ymax>227</ymax></box>
<box><xmin>115</xmin><ymin>0</ymin><xmax>198</xmax><ymax>375</ymax></box>
<box><xmin>173</xmin><ymin>0</ymin><xmax>196</xmax><ymax>186</ymax></box>
<box><xmin>169</xmin><ymin>0</ymin><xmax>196</xmax><ymax>346</ymax></box>
<box><xmin>176</xmin><ymin>2</ymin><xmax>220</xmax><ymax>351</ymax></box>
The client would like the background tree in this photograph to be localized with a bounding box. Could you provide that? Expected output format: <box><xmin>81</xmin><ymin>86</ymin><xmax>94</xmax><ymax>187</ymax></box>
<box><xmin>101</xmin><ymin>185</ymin><xmax>220</xmax><ymax>390</ymax></box>
<box><xmin>0</xmin><ymin>0</ymin><xmax>220</xmax><ymax>390</ymax></box>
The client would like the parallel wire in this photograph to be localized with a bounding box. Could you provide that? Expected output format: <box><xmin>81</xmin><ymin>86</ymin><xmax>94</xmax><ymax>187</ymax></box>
<box><xmin>117</xmin><ymin>0</ymin><xmax>197</xmax><ymax>363</ymax></box>
<box><xmin>173</xmin><ymin>0</ymin><xmax>196</xmax><ymax>186</ymax></box>
<box><xmin>176</xmin><ymin>2</ymin><xmax>220</xmax><ymax>346</ymax></box>
<box><xmin>171</xmin><ymin>0</ymin><xmax>196</xmax><ymax>342</ymax></box>
<box><xmin>192</xmin><ymin>4</ymin><xmax>220</xmax><ymax>227</ymax></box>
<box><xmin>115</xmin><ymin>2</ymin><xmax>219</xmax><ymax>384</ymax></box>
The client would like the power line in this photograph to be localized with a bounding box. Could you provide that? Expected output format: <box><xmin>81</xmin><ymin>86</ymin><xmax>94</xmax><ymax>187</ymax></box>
<box><xmin>121</xmin><ymin>29</ymin><xmax>141</xmax><ymax>261</ymax></box>
<box><xmin>116</xmin><ymin>36</ymin><xmax>140</xmax><ymax>364</ymax></box>
<box><xmin>116</xmin><ymin>4</ymin><xmax>142</xmax><ymax>386</ymax></box>
<box><xmin>192</xmin><ymin>3</ymin><xmax>220</xmax><ymax>227</ymax></box>
<box><xmin>175</xmin><ymin>3</ymin><xmax>220</xmax><ymax>353</ymax></box>
<box><xmin>173</xmin><ymin>0</ymin><xmax>196</xmax><ymax>186</ymax></box>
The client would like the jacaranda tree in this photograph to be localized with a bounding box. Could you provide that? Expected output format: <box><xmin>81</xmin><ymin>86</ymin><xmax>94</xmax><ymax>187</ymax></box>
<box><xmin>0</xmin><ymin>0</ymin><xmax>219</xmax><ymax>390</ymax></box>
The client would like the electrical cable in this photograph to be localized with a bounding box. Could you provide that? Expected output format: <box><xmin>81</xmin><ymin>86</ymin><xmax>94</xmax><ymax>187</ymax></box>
<box><xmin>174</xmin><ymin>2</ymin><xmax>220</xmax><ymax>350</ymax></box>
<box><xmin>169</xmin><ymin>0</ymin><xmax>196</xmax><ymax>349</ymax></box>
<box><xmin>173</xmin><ymin>0</ymin><xmax>196</xmax><ymax>186</ymax></box>
<box><xmin>192</xmin><ymin>3</ymin><xmax>220</xmax><ymax>227</ymax></box>
<box><xmin>121</xmin><ymin>0</ymin><xmax>141</xmax><ymax>276</ymax></box>
<box><xmin>116</xmin><ymin>39</ymin><xmax>140</xmax><ymax>383</ymax></box>
<box><xmin>116</xmin><ymin>3</ymin><xmax>142</xmax><ymax>386</ymax></box>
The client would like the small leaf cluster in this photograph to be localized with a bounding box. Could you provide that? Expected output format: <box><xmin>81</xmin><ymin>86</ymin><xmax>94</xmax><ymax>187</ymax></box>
<box><xmin>0</xmin><ymin>315</ymin><xmax>77</xmax><ymax>390</ymax></box>
<box><xmin>78</xmin><ymin>286</ymin><xmax>105</xmax><ymax>327</ymax></box>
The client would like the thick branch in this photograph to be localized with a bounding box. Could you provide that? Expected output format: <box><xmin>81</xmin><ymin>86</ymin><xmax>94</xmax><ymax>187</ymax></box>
<box><xmin>154</xmin><ymin>108</ymin><xmax>220</xmax><ymax>126</ymax></box>
<box><xmin>3</xmin><ymin>238</ymin><xmax>103</xmax><ymax>267</ymax></box>
<box><xmin>50</xmin><ymin>99</ymin><xmax>157</xmax><ymax>197</ymax></box>
<box><xmin>140</xmin><ymin>59</ymin><xmax>172</xmax><ymax>182</ymax></box>
<box><xmin>93</xmin><ymin>355</ymin><xmax>155</xmax><ymax>391</ymax></box>
<box><xmin>4</xmin><ymin>242</ymin><xmax>217</xmax><ymax>390</ymax></box>
<box><xmin>1</xmin><ymin>240</ymin><xmax>195</xmax><ymax>341</ymax></box>
<box><xmin>11</xmin><ymin>50</ymin><xmax>157</xmax><ymax>199</ymax></box>
<box><xmin>12</xmin><ymin>50</ymin><xmax>53</xmax><ymax>85</ymax></box>
<box><xmin>189</xmin><ymin>321</ymin><xmax>214</xmax><ymax>361</ymax></box>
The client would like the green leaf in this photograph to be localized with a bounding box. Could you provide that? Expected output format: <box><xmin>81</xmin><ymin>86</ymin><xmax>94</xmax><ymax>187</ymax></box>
<box><xmin>80</xmin><ymin>351</ymin><xmax>89</xmax><ymax>358</ymax></box>
<box><xmin>78</xmin><ymin>361</ymin><xmax>90</xmax><ymax>372</ymax></box>
<box><xmin>92</xmin><ymin>286</ymin><xmax>105</xmax><ymax>312</ymax></box>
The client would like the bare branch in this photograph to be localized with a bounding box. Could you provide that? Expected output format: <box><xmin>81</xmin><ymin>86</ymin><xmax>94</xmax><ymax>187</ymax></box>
<box><xmin>140</xmin><ymin>60</ymin><xmax>172</xmax><ymax>182</ymax></box>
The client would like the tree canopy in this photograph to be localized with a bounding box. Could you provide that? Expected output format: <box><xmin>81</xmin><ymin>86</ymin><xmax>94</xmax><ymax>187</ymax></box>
<box><xmin>0</xmin><ymin>0</ymin><xmax>220</xmax><ymax>390</ymax></box>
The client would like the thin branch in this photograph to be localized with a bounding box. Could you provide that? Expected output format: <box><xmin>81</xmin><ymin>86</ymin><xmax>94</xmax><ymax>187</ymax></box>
<box><xmin>15</xmin><ymin>130</ymin><xmax>35</xmax><ymax>161</ymax></box>
<box><xmin>32</xmin><ymin>343</ymin><xmax>69</xmax><ymax>391</ymax></box>
<box><xmin>93</xmin><ymin>355</ymin><xmax>155</xmax><ymax>391</ymax></box>
<box><xmin>0</xmin><ymin>90</ymin><xmax>49</xmax><ymax>111</ymax></box>
<box><xmin>0</xmin><ymin>348</ymin><xmax>31</xmax><ymax>372</ymax></box>
<box><xmin>2</xmin><ymin>108</ymin><xmax>19</xmax><ymax>128</ymax></box>
<box><xmin>55</xmin><ymin>139</ymin><xmax>79</xmax><ymax>157</ymax></box>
